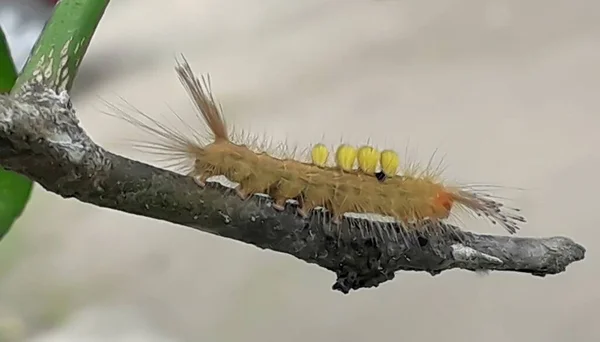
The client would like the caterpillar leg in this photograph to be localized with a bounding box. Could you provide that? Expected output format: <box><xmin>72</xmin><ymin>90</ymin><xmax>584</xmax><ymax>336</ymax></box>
<box><xmin>296</xmin><ymin>196</ymin><xmax>313</xmax><ymax>219</ymax></box>
<box><xmin>189</xmin><ymin>170</ymin><xmax>210</xmax><ymax>188</ymax></box>
<box><xmin>235</xmin><ymin>176</ymin><xmax>277</xmax><ymax>202</ymax></box>
<box><xmin>296</xmin><ymin>208</ymin><xmax>309</xmax><ymax>218</ymax></box>
<box><xmin>331</xmin><ymin>214</ymin><xmax>343</xmax><ymax>225</ymax></box>
<box><xmin>234</xmin><ymin>186</ymin><xmax>248</xmax><ymax>200</ymax></box>
<box><xmin>296</xmin><ymin>204</ymin><xmax>313</xmax><ymax>218</ymax></box>
<box><xmin>192</xmin><ymin>175</ymin><xmax>206</xmax><ymax>188</ymax></box>
<box><xmin>270</xmin><ymin>181</ymin><xmax>304</xmax><ymax>213</ymax></box>
<box><xmin>272</xmin><ymin>197</ymin><xmax>287</xmax><ymax>212</ymax></box>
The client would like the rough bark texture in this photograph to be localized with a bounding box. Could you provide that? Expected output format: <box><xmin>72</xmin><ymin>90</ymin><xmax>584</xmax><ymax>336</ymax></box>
<box><xmin>0</xmin><ymin>82</ymin><xmax>586</xmax><ymax>293</ymax></box>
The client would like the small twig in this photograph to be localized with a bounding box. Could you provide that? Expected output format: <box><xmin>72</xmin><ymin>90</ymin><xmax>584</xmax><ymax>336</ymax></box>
<box><xmin>0</xmin><ymin>82</ymin><xmax>586</xmax><ymax>293</ymax></box>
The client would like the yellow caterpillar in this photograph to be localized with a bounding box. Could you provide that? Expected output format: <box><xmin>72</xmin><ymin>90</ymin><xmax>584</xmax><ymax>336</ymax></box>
<box><xmin>107</xmin><ymin>56</ymin><xmax>526</xmax><ymax>236</ymax></box>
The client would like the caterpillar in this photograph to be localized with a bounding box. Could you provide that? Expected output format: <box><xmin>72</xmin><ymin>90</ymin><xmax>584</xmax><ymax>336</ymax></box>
<box><xmin>104</xmin><ymin>55</ymin><xmax>526</xmax><ymax>241</ymax></box>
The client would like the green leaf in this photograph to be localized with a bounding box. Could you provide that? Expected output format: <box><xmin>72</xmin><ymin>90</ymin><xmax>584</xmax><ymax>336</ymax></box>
<box><xmin>0</xmin><ymin>27</ymin><xmax>34</xmax><ymax>241</ymax></box>
<box><xmin>0</xmin><ymin>27</ymin><xmax>17</xmax><ymax>91</ymax></box>
<box><xmin>0</xmin><ymin>170</ymin><xmax>33</xmax><ymax>240</ymax></box>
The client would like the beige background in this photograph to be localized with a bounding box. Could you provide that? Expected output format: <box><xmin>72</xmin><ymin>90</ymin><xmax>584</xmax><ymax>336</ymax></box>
<box><xmin>1</xmin><ymin>0</ymin><xmax>599</xmax><ymax>341</ymax></box>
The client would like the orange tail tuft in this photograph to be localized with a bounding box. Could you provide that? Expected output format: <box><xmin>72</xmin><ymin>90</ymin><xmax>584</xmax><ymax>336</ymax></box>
<box><xmin>175</xmin><ymin>56</ymin><xmax>229</xmax><ymax>142</ymax></box>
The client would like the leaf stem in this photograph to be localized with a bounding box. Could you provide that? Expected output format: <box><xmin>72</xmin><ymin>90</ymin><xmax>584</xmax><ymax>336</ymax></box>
<box><xmin>12</xmin><ymin>0</ymin><xmax>111</xmax><ymax>94</ymax></box>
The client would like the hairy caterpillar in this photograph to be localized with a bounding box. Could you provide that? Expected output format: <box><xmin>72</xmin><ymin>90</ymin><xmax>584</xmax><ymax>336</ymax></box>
<box><xmin>104</xmin><ymin>56</ymin><xmax>526</xmax><ymax>240</ymax></box>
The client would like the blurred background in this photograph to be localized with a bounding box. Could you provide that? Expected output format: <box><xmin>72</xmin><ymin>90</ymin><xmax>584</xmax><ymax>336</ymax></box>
<box><xmin>1</xmin><ymin>0</ymin><xmax>599</xmax><ymax>341</ymax></box>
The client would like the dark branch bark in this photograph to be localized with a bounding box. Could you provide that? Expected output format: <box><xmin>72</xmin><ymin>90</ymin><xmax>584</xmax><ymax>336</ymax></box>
<box><xmin>0</xmin><ymin>82</ymin><xmax>586</xmax><ymax>293</ymax></box>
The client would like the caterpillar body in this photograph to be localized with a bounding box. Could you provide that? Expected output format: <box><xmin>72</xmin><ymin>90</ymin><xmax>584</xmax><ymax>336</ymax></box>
<box><xmin>107</xmin><ymin>56</ymin><xmax>526</xmax><ymax>240</ymax></box>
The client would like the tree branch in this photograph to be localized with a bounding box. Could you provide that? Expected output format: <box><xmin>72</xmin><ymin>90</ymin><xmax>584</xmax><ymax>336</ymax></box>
<box><xmin>0</xmin><ymin>81</ymin><xmax>586</xmax><ymax>293</ymax></box>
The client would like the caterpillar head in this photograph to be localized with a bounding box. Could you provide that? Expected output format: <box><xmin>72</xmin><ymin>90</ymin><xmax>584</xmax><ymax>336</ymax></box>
<box><xmin>431</xmin><ymin>188</ymin><xmax>455</xmax><ymax>219</ymax></box>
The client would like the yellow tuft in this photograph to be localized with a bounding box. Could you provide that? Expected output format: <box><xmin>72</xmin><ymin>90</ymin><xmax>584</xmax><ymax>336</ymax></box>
<box><xmin>380</xmin><ymin>149</ymin><xmax>400</xmax><ymax>177</ymax></box>
<box><xmin>335</xmin><ymin>144</ymin><xmax>358</xmax><ymax>172</ymax></box>
<box><xmin>357</xmin><ymin>146</ymin><xmax>380</xmax><ymax>174</ymax></box>
<box><xmin>311</xmin><ymin>144</ymin><xmax>330</xmax><ymax>167</ymax></box>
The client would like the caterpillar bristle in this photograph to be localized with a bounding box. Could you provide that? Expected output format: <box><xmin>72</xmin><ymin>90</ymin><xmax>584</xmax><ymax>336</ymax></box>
<box><xmin>380</xmin><ymin>149</ymin><xmax>400</xmax><ymax>178</ymax></box>
<box><xmin>357</xmin><ymin>146</ymin><xmax>380</xmax><ymax>174</ymax></box>
<box><xmin>452</xmin><ymin>190</ymin><xmax>526</xmax><ymax>234</ymax></box>
<box><xmin>335</xmin><ymin>144</ymin><xmax>358</xmax><ymax>172</ymax></box>
<box><xmin>106</xmin><ymin>54</ymin><xmax>527</xmax><ymax>243</ymax></box>
<box><xmin>174</xmin><ymin>55</ymin><xmax>229</xmax><ymax>142</ymax></box>
<box><xmin>311</xmin><ymin>143</ymin><xmax>329</xmax><ymax>167</ymax></box>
